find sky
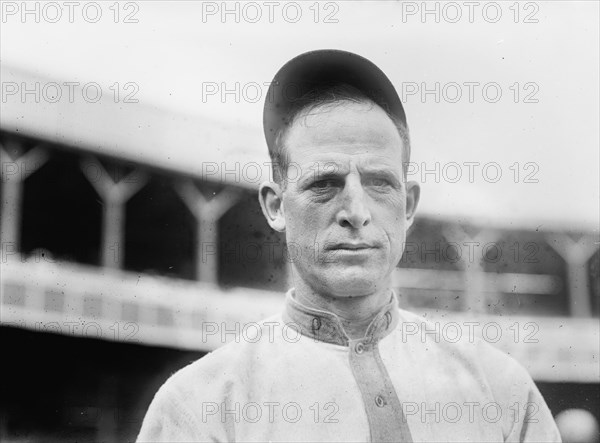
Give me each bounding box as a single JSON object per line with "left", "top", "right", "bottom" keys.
{"left": 1, "top": 1, "right": 599, "bottom": 231}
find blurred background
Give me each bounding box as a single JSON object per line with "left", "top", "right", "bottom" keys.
{"left": 1, "top": 1, "right": 598, "bottom": 442}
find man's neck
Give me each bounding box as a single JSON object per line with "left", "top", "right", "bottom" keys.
{"left": 292, "top": 277, "right": 393, "bottom": 340}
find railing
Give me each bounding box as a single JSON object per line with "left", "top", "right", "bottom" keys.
{"left": 393, "top": 267, "right": 598, "bottom": 383}
{"left": 0, "top": 255, "right": 284, "bottom": 351}
{"left": 1, "top": 257, "right": 598, "bottom": 383}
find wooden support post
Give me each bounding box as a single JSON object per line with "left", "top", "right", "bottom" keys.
{"left": 0, "top": 142, "right": 48, "bottom": 253}
{"left": 547, "top": 234, "right": 599, "bottom": 317}
{"left": 81, "top": 157, "right": 147, "bottom": 269}
{"left": 443, "top": 224, "right": 499, "bottom": 313}
{"left": 175, "top": 179, "right": 241, "bottom": 284}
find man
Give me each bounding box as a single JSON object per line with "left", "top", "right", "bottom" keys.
{"left": 137, "top": 50, "right": 561, "bottom": 442}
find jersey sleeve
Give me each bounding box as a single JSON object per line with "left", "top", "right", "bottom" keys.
{"left": 478, "top": 340, "right": 562, "bottom": 442}
{"left": 135, "top": 350, "right": 238, "bottom": 443}
{"left": 503, "top": 362, "right": 562, "bottom": 442}
{"left": 136, "top": 380, "right": 201, "bottom": 443}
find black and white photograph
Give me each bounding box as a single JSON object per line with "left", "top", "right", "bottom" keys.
{"left": 1, "top": 1, "right": 599, "bottom": 442}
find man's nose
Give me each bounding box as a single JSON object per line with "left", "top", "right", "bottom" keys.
{"left": 336, "top": 179, "right": 371, "bottom": 228}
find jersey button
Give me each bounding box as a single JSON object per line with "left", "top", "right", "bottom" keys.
{"left": 355, "top": 342, "right": 365, "bottom": 354}
{"left": 375, "top": 395, "right": 386, "bottom": 407}
{"left": 312, "top": 317, "right": 321, "bottom": 331}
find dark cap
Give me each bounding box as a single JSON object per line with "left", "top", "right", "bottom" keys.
{"left": 263, "top": 49, "right": 406, "bottom": 152}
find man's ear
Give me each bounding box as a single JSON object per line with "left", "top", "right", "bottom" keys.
{"left": 258, "top": 181, "right": 286, "bottom": 232}
{"left": 405, "top": 180, "right": 420, "bottom": 230}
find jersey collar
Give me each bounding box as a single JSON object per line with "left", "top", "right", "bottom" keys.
{"left": 282, "top": 288, "right": 399, "bottom": 347}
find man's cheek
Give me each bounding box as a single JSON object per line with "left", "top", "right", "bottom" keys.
{"left": 386, "top": 230, "right": 406, "bottom": 260}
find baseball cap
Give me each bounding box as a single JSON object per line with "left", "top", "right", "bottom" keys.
{"left": 263, "top": 49, "right": 407, "bottom": 152}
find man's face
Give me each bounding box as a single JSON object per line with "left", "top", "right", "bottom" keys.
{"left": 261, "top": 100, "right": 419, "bottom": 298}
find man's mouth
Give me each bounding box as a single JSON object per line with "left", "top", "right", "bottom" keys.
{"left": 327, "top": 242, "right": 376, "bottom": 251}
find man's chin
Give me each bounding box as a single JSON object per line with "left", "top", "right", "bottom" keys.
{"left": 320, "top": 269, "right": 385, "bottom": 297}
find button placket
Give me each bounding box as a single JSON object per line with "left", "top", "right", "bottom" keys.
{"left": 348, "top": 335, "right": 413, "bottom": 442}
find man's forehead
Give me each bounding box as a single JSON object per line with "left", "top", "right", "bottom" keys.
{"left": 284, "top": 101, "right": 403, "bottom": 152}
{"left": 296, "top": 154, "right": 402, "bottom": 168}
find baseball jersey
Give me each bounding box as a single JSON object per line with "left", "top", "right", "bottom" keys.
{"left": 137, "top": 289, "right": 561, "bottom": 442}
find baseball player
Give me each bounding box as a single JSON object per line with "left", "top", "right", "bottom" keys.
{"left": 137, "top": 49, "right": 561, "bottom": 442}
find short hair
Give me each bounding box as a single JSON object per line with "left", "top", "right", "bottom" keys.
{"left": 268, "top": 83, "right": 411, "bottom": 186}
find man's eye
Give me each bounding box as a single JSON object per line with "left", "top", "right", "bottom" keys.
{"left": 367, "top": 178, "right": 390, "bottom": 187}
{"left": 311, "top": 179, "right": 337, "bottom": 190}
